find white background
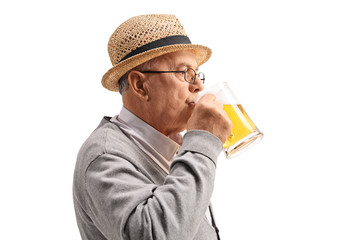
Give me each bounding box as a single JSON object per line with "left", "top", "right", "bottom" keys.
{"left": 1, "top": 0, "right": 359, "bottom": 239}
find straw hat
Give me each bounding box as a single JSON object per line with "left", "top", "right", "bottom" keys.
{"left": 101, "top": 14, "right": 212, "bottom": 92}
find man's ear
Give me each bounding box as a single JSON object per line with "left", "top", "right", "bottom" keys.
{"left": 127, "top": 70, "right": 149, "bottom": 101}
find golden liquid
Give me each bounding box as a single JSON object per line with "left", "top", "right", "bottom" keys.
{"left": 223, "top": 104, "right": 257, "bottom": 149}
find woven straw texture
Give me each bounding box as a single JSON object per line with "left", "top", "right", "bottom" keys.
{"left": 108, "top": 14, "right": 187, "bottom": 66}
{"left": 101, "top": 14, "right": 212, "bottom": 92}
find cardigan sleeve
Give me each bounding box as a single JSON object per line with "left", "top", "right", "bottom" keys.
{"left": 85, "top": 130, "right": 223, "bottom": 240}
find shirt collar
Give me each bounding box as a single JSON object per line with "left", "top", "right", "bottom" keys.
{"left": 118, "top": 107, "right": 180, "bottom": 161}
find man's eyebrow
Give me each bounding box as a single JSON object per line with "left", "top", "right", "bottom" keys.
{"left": 177, "top": 62, "right": 199, "bottom": 71}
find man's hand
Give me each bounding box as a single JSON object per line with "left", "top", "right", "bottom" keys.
{"left": 187, "top": 94, "right": 232, "bottom": 143}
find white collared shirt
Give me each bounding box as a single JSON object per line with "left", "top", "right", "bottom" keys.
{"left": 110, "top": 107, "right": 179, "bottom": 174}
{"left": 110, "top": 107, "right": 214, "bottom": 226}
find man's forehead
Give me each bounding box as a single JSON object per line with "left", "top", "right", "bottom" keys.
{"left": 161, "top": 50, "right": 198, "bottom": 69}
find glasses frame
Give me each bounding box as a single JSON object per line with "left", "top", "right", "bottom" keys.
{"left": 140, "top": 68, "right": 205, "bottom": 84}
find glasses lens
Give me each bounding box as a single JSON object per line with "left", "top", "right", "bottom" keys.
{"left": 198, "top": 72, "right": 205, "bottom": 83}
{"left": 185, "top": 68, "right": 196, "bottom": 83}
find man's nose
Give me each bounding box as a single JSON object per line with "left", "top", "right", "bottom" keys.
{"left": 190, "top": 76, "right": 205, "bottom": 93}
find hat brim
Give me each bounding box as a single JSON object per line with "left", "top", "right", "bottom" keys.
{"left": 101, "top": 44, "right": 212, "bottom": 92}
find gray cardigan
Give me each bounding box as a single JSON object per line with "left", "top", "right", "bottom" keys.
{"left": 73, "top": 117, "right": 223, "bottom": 240}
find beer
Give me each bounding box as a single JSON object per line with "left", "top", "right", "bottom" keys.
{"left": 223, "top": 104, "right": 259, "bottom": 152}
{"left": 198, "top": 81, "right": 263, "bottom": 158}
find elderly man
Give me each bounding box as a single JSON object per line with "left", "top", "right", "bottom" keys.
{"left": 73, "top": 14, "right": 232, "bottom": 240}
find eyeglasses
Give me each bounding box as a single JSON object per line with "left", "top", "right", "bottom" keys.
{"left": 140, "top": 68, "right": 205, "bottom": 84}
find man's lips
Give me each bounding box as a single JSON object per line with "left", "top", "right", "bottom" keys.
{"left": 186, "top": 99, "right": 196, "bottom": 106}
{"left": 186, "top": 96, "right": 198, "bottom": 105}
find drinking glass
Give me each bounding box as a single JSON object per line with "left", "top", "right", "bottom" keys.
{"left": 199, "top": 82, "right": 264, "bottom": 158}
